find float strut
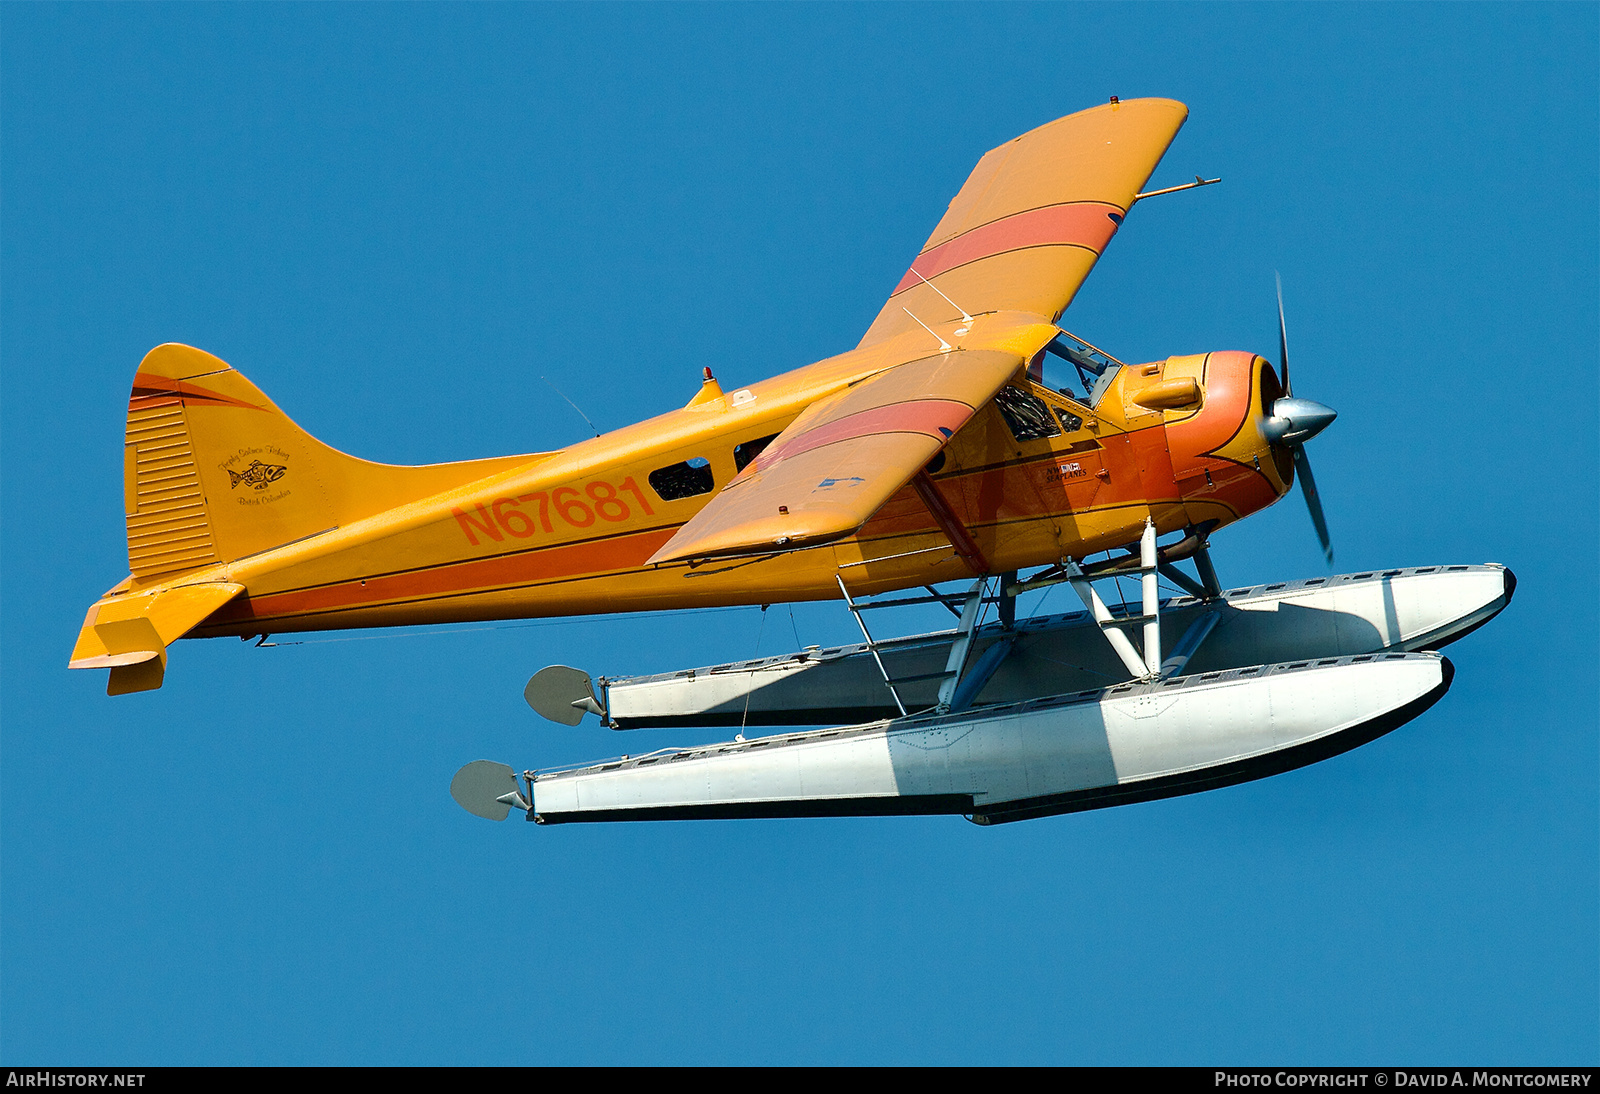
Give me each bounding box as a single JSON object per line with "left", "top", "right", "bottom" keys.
{"left": 1159, "top": 609, "right": 1222, "bottom": 679}
{"left": 837, "top": 575, "right": 908, "bottom": 717}
{"left": 1192, "top": 542, "right": 1222, "bottom": 599}
{"left": 1066, "top": 562, "right": 1150, "bottom": 681}
{"left": 948, "top": 633, "right": 1014, "bottom": 713}
{"left": 936, "top": 577, "right": 988, "bottom": 713}
{"left": 1141, "top": 519, "right": 1161, "bottom": 677}
{"left": 1158, "top": 563, "right": 1209, "bottom": 600}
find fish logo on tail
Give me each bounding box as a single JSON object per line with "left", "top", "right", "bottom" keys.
{"left": 228, "top": 459, "right": 287, "bottom": 490}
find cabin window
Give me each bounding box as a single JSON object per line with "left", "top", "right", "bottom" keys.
{"left": 733, "top": 433, "right": 779, "bottom": 472}
{"left": 994, "top": 386, "right": 1062, "bottom": 442}
{"left": 1027, "top": 350, "right": 1081, "bottom": 400}
{"left": 648, "top": 457, "right": 715, "bottom": 501}
{"left": 1054, "top": 406, "right": 1084, "bottom": 433}
{"left": 1035, "top": 340, "right": 1123, "bottom": 407}
{"left": 1085, "top": 365, "right": 1121, "bottom": 408}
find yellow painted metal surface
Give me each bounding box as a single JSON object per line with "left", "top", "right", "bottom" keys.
{"left": 71, "top": 99, "right": 1298, "bottom": 694}
{"left": 858, "top": 98, "right": 1188, "bottom": 346}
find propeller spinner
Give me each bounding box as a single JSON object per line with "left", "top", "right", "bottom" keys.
{"left": 1264, "top": 275, "right": 1337, "bottom": 564}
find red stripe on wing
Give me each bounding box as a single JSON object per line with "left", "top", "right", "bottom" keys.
{"left": 892, "top": 202, "right": 1123, "bottom": 296}
{"left": 754, "top": 399, "right": 971, "bottom": 471}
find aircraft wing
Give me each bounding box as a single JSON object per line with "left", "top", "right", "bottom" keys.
{"left": 646, "top": 99, "right": 1188, "bottom": 567}
{"left": 857, "top": 98, "right": 1187, "bottom": 348}
{"left": 645, "top": 346, "right": 1033, "bottom": 565}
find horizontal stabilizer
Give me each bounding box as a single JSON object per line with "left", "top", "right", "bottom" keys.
{"left": 70, "top": 582, "right": 245, "bottom": 694}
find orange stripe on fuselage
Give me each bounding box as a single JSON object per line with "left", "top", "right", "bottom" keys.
{"left": 225, "top": 420, "right": 1182, "bottom": 626}
{"left": 233, "top": 526, "right": 679, "bottom": 623}
{"left": 892, "top": 203, "right": 1122, "bottom": 295}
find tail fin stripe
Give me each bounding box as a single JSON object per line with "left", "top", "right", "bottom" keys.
{"left": 127, "top": 406, "right": 185, "bottom": 424}
{"left": 129, "top": 374, "right": 264, "bottom": 412}
{"left": 137, "top": 455, "right": 198, "bottom": 473}
{"left": 134, "top": 449, "right": 197, "bottom": 469}
{"left": 127, "top": 421, "right": 187, "bottom": 438}
{"left": 128, "top": 530, "right": 208, "bottom": 550}
{"left": 129, "top": 531, "right": 214, "bottom": 551}
{"left": 126, "top": 511, "right": 204, "bottom": 531}
{"left": 129, "top": 506, "right": 207, "bottom": 525}
{"left": 133, "top": 548, "right": 216, "bottom": 566}
{"left": 128, "top": 498, "right": 206, "bottom": 514}
{"left": 135, "top": 488, "right": 204, "bottom": 506}
{"left": 131, "top": 549, "right": 216, "bottom": 569}
{"left": 129, "top": 532, "right": 211, "bottom": 550}
{"left": 130, "top": 437, "right": 190, "bottom": 455}
{"left": 128, "top": 505, "right": 207, "bottom": 524}
{"left": 136, "top": 469, "right": 202, "bottom": 487}
{"left": 126, "top": 406, "right": 185, "bottom": 428}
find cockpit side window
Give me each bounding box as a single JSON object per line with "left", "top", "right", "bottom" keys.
{"left": 1028, "top": 351, "right": 1081, "bottom": 401}
{"left": 1036, "top": 334, "right": 1125, "bottom": 408}
{"left": 1085, "top": 364, "right": 1121, "bottom": 408}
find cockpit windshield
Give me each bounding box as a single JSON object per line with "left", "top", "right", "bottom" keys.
{"left": 1029, "top": 330, "right": 1126, "bottom": 408}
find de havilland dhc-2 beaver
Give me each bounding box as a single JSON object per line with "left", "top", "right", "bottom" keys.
{"left": 70, "top": 98, "right": 1513, "bottom": 826}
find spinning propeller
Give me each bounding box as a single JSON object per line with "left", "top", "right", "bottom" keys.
{"left": 1261, "top": 274, "right": 1337, "bottom": 564}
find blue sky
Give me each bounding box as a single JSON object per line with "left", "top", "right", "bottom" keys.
{"left": 3, "top": 3, "right": 1595, "bottom": 1064}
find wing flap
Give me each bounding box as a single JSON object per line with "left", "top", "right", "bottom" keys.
{"left": 646, "top": 347, "right": 1035, "bottom": 565}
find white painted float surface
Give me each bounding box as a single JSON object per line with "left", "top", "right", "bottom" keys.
{"left": 595, "top": 566, "right": 1505, "bottom": 727}
{"left": 533, "top": 652, "right": 1449, "bottom": 819}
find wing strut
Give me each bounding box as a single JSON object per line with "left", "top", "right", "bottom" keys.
{"left": 911, "top": 471, "right": 989, "bottom": 575}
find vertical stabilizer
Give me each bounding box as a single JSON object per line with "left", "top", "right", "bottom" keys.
{"left": 77, "top": 342, "right": 550, "bottom": 694}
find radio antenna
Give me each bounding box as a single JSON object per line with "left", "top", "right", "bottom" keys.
{"left": 540, "top": 375, "right": 601, "bottom": 439}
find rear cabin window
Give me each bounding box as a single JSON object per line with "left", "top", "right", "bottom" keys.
{"left": 994, "top": 386, "right": 1062, "bottom": 442}
{"left": 733, "top": 434, "right": 779, "bottom": 472}
{"left": 649, "top": 457, "right": 715, "bottom": 501}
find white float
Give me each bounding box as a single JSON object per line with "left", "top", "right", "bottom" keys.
{"left": 461, "top": 651, "right": 1452, "bottom": 826}
{"left": 524, "top": 564, "right": 1509, "bottom": 730}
